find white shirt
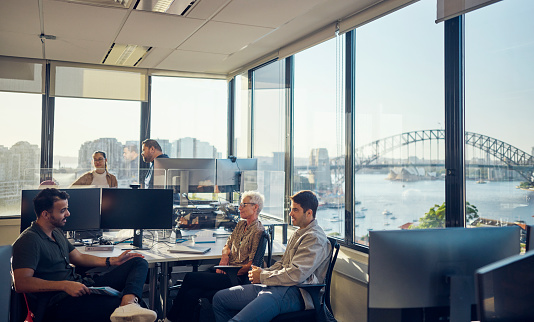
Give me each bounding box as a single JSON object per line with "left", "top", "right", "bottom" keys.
{"left": 91, "top": 170, "right": 109, "bottom": 187}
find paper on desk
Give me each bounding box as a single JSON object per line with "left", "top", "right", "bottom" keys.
{"left": 194, "top": 230, "right": 216, "bottom": 243}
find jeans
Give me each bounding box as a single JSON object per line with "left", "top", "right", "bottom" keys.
{"left": 45, "top": 257, "right": 149, "bottom": 322}
{"left": 212, "top": 284, "right": 304, "bottom": 322}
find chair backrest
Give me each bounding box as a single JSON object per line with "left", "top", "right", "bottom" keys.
{"left": 0, "top": 245, "right": 13, "bottom": 322}
{"left": 324, "top": 237, "right": 340, "bottom": 313}
{"left": 252, "top": 229, "right": 271, "bottom": 268}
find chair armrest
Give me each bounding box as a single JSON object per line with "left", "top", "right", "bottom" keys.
{"left": 214, "top": 265, "right": 242, "bottom": 286}
{"left": 298, "top": 284, "right": 326, "bottom": 313}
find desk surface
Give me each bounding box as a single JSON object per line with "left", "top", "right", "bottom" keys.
{"left": 79, "top": 235, "right": 285, "bottom": 264}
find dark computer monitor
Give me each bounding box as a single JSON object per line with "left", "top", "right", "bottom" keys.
{"left": 0, "top": 245, "right": 12, "bottom": 321}
{"left": 475, "top": 251, "right": 534, "bottom": 321}
{"left": 368, "top": 227, "right": 520, "bottom": 322}
{"left": 100, "top": 188, "right": 173, "bottom": 248}
{"left": 20, "top": 188, "right": 101, "bottom": 233}
{"left": 216, "top": 158, "right": 257, "bottom": 193}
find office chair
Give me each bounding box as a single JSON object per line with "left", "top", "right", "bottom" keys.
{"left": 192, "top": 229, "right": 272, "bottom": 322}
{"left": 270, "top": 237, "right": 340, "bottom": 322}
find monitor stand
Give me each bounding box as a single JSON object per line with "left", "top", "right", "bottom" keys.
{"left": 448, "top": 275, "right": 472, "bottom": 322}
{"left": 131, "top": 229, "right": 150, "bottom": 250}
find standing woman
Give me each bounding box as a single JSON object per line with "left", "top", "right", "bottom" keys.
{"left": 71, "top": 151, "right": 118, "bottom": 187}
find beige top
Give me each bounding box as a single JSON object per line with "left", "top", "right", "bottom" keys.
{"left": 225, "top": 219, "right": 264, "bottom": 265}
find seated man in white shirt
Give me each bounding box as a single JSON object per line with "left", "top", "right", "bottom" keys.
{"left": 212, "top": 190, "right": 331, "bottom": 322}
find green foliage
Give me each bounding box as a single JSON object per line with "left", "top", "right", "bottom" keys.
{"left": 410, "top": 202, "right": 479, "bottom": 229}
{"left": 519, "top": 181, "right": 534, "bottom": 189}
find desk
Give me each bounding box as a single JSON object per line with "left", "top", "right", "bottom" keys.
{"left": 79, "top": 235, "right": 285, "bottom": 318}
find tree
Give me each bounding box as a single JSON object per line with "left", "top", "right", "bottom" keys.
{"left": 411, "top": 202, "right": 479, "bottom": 229}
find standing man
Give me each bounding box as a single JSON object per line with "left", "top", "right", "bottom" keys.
{"left": 121, "top": 144, "right": 139, "bottom": 184}
{"left": 12, "top": 188, "right": 157, "bottom": 322}
{"left": 212, "top": 190, "right": 331, "bottom": 322}
{"left": 141, "top": 139, "right": 168, "bottom": 189}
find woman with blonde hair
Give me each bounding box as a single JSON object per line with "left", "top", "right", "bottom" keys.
{"left": 71, "top": 151, "right": 118, "bottom": 187}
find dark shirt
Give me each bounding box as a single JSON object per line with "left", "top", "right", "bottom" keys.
{"left": 144, "top": 153, "right": 169, "bottom": 189}
{"left": 12, "top": 222, "right": 84, "bottom": 317}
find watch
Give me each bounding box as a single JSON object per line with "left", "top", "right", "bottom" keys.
{"left": 106, "top": 257, "right": 111, "bottom": 268}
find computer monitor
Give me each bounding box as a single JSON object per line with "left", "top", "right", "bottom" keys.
{"left": 20, "top": 188, "right": 101, "bottom": 233}
{"left": 475, "top": 251, "right": 534, "bottom": 321}
{"left": 153, "top": 158, "right": 216, "bottom": 205}
{"left": 100, "top": 188, "right": 173, "bottom": 249}
{"left": 368, "top": 227, "right": 520, "bottom": 322}
{"left": 216, "top": 158, "right": 257, "bottom": 193}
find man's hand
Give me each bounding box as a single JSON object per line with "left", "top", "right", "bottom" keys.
{"left": 62, "top": 281, "right": 90, "bottom": 297}
{"left": 248, "top": 265, "right": 263, "bottom": 284}
{"left": 112, "top": 250, "right": 144, "bottom": 266}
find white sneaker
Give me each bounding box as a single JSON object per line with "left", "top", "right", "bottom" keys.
{"left": 110, "top": 303, "right": 157, "bottom": 322}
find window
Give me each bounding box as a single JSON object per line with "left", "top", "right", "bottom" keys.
{"left": 293, "top": 37, "right": 346, "bottom": 238}
{"left": 151, "top": 77, "right": 228, "bottom": 159}
{"left": 354, "top": 0, "right": 445, "bottom": 245}
{"left": 465, "top": 0, "right": 534, "bottom": 244}
{"left": 252, "top": 61, "right": 286, "bottom": 219}
{"left": 234, "top": 72, "right": 251, "bottom": 159}
{"left": 0, "top": 92, "right": 41, "bottom": 216}
{"left": 53, "top": 97, "right": 141, "bottom": 188}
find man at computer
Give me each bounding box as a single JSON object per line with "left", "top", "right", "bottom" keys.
{"left": 141, "top": 138, "right": 168, "bottom": 189}
{"left": 12, "top": 188, "right": 157, "bottom": 322}
{"left": 165, "top": 191, "right": 265, "bottom": 322}
{"left": 212, "top": 190, "right": 331, "bottom": 322}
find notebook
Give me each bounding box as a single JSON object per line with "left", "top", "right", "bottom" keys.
{"left": 88, "top": 286, "right": 121, "bottom": 297}
{"left": 168, "top": 245, "right": 211, "bottom": 254}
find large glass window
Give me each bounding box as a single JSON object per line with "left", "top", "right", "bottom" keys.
{"left": 0, "top": 92, "right": 41, "bottom": 216}
{"left": 293, "top": 37, "right": 346, "bottom": 238}
{"left": 252, "top": 61, "right": 286, "bottom": 219}
{"left": 151, "top": 77, "right": 228, "bottom": 159}
{"left": 234, "top": 72, "right": 251, "bottom": 159}
{"left": 465, "top": 0, "right": 534, "bottom": 247}
{"left": 53, "top": 97, "right": 141, "bottom": 188}
{"left": 354, "top": 0, "right": 444, "bottom": 245}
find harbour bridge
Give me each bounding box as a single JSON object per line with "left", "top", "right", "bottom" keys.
{"left": 323, "top": 129, "right": 534, "bottom": 184}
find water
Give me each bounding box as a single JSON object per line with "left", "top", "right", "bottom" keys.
{"left": 316, "top": 174, "right": 534, "bottom": 237}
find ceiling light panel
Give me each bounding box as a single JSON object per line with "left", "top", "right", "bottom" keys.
{"left": 103, "top": 43, "right": 151, "bottom": 66}
{"left": 135, "top": 0, "right": 198, "bottom": 16}
{"left": 55, "top": 0, "right": 134, "bottom": 9}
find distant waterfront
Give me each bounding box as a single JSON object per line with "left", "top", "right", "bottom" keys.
{"left": 315, "top": 174, "right": 534, "bottom": 238}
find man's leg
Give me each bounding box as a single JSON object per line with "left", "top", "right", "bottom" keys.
{"left": 230, "top": 286, "right": 303, "bottom": 322}
{"left": 212, "top": 284, "right": 264, "bottom": 322}
{"left": 167, "top": 271, "right": 232, "bottom": 322}
{"left": 93, "top": 256, "right": 148, "bottom": 301}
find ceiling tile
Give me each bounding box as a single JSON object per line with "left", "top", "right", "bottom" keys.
{"left": 45, "top": 37, "right": 111, "bottom": 64}
{"left": 179, "top": 21, "right": 273, "bottom": 55}
{"left": 43, "top": 0, "right": 128, "bottom": 42}
{"left": 186, "top": 0, "right": 229, "bottom": 20}
{"left": 136, "top": 47, "right": 173, "bottom": 68}
{"left": 0, "top": 31, "right": 43, "bottom": 59}
{"left": 116, "top": 10, "right": 204, "bottom": 49}
{"left": 213, "top": 0, "right": 327, "bottom": 28}
{"left": 156, "top": 49, "right": 227, "bottom": 73}
{"left": 0, "top": 0, "right": 41, "bottom": 34}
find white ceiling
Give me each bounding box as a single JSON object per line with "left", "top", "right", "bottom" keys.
{"left": 0, "top": 0, "right": 386, "bottom": 77}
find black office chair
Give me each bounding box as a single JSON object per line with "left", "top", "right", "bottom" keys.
{"left": 192, "top": 229, "right": 272, "bottom": 322}
{"left": 270, "top": 237, "right": 340, "bottom": 322}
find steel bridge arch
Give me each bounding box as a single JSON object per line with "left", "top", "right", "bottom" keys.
{"left": 351, "top": 129, "right": 534, "bottom": 182}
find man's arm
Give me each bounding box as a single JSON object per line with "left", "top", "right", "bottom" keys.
{"left": 13, "top": 268, "right": 90, "bottom": 297}
{"left": 259, "top": 233, "right": 329, "bottom": 286}
{"left": 69, "top": 249, "right": 144, "bottom": 267}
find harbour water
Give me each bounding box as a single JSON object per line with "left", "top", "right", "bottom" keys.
{"left": 315, "top": 174, "right": 534, "bottom": 237}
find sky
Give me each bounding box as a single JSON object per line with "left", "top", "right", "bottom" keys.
{"left": 0, "top": 0, "right": 533, "bottom": 161}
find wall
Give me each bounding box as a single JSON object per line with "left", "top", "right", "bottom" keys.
{"left": 0, "top": 217, "right": 21, "bottom": 245}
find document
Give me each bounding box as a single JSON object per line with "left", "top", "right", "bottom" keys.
{"left": 168, "top": 245, "right": 211, "bottom": 254}
{"left": 88, "top": 286, "right": 121, "bottom": 297}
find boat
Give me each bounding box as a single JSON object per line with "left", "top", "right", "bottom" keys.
{"left": 384, "top": 222, "right": 390, "bottom": 226}
{"left": 361, "top": 207, "right": 368, "bottom": 211}
{"left": 355, "top": 212, "right": 365, "bottom": 219}
{"left": 383, "top": 209, "right": 392, "bottom": 216}
{"left": 329, "top": 218, "right": 342, "bottom": 222}
{"left": 324, "top": 227, "right": 333, "bottom": 231}
{"left": 390, "top": 216, "right": 397, "bottom": 220}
